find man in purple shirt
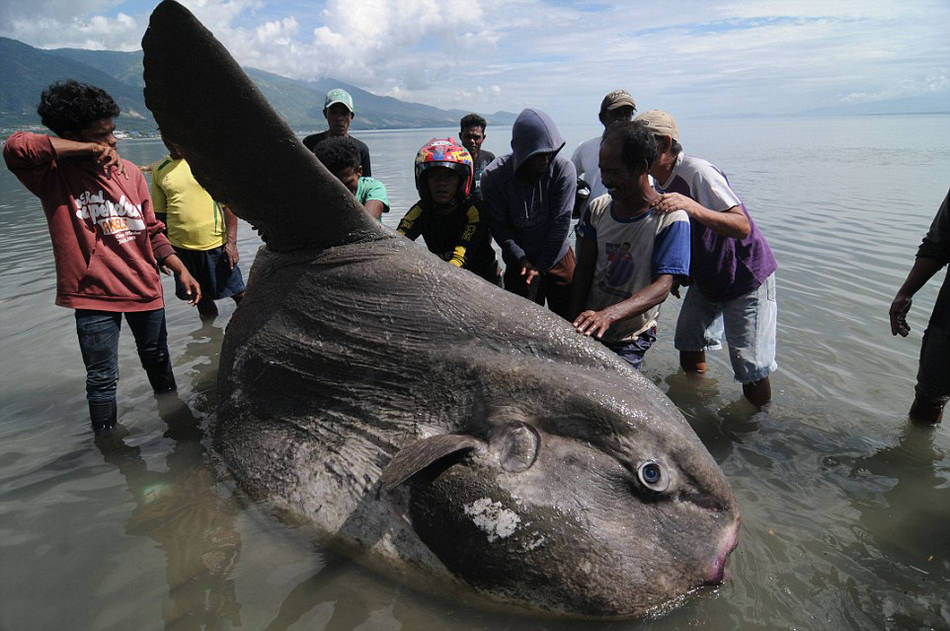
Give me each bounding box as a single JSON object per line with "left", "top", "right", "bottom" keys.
{"left": 639, "top": 110, "right": 778, "bottom": 407}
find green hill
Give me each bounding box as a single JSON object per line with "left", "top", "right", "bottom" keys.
{"left": 0, "top": 38, "right": 151, "bottom": 130}
{"left": 0, "top": 37, "right": 515, "bottom": 134}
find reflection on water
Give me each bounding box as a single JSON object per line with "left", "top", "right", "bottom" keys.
{"left": 95, "top": 395, "right": 242, "bottom": 630}
{"left": 2, "top": 117, "right": 950, "bottom": 629}
{"left": 843, "top": 425, "right": 949, "bottom": 628}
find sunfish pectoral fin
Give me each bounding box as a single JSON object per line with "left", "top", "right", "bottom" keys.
{"left": 381, "top": 434, "right": 486, "bottom": 492}
{"left": 141, "top": 0, "right": 385, "bottom": 252}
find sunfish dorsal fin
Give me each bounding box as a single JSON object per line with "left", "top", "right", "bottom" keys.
{"left": 141, "top": 0, "right": 385, "bottom": 251}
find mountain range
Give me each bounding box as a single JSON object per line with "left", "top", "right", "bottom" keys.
{"left": 0, "top": 36, "right": 516, "bottom": 134}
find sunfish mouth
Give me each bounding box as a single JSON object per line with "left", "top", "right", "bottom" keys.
{"left": 705, "top": 518, "right": 741, "bottom": 585}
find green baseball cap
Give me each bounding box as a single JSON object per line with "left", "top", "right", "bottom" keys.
{"left": 324, "top": 88, "right": 354, "bottom": 113}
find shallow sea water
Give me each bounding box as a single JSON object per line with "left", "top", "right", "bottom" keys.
{"left": 1, "top": 114, "right": 949, "bottom": 630}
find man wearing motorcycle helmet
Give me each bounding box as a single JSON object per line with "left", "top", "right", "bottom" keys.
{"left": 396, "top": 138, "right": 500, "bottom": 284}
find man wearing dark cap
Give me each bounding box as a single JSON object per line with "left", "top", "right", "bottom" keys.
{"left": 571, "top": 89, "right": 637, "bottom": 217}
{"left": 640, "top": 109, "right": 778, "bottom": 407}
{"left": 303, "top": 88, "right": 372, "bottom": 176}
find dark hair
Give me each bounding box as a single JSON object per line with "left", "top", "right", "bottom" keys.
{"left": 37, "top": 80, "right": 120, "bottom": 137}
{"left": 311, "top": 136, "right": 361, "bottom": 174}
{"left": 602, "top": 120, "right": 658, "bottom": 172}
{"left": 460, "top": 113, "right": 487, "bottom": 132}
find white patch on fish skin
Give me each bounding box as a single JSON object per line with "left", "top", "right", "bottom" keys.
{"left": 579, "top": 559, "right": 593, "bottom": 574}
{"left": 524, "top": 534, "right": 546, "bottom": 551}
{"left": 463, "top": 498, "right": 521, "bottom": 543}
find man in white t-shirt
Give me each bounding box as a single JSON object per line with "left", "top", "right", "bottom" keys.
{"left": 570, "top": 120, "right": 690, "bottom": 369}
{"left": 571, "top": 89, "right": 637, "bottom": 218}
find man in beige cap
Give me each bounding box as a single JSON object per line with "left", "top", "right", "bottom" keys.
{"left": 638, "top": 109, "right": 778, "bottom": 407}
{"left": 571, "top": 89, "right": 637, "bottom": 218}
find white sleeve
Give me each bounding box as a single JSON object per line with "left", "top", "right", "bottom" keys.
{"left": 689, "top": 161, "right": 742, "bottom": 211}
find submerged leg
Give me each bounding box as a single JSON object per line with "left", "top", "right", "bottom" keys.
{"left": 909, "top": 395, "right": 945, "bottom": 424}
{"left": 197, "top": 294, "right": 219, "bottom": 319}
{"left": 912, "top": 321, "right": 949, "bottom": 424}
{"left": 680, "top": 350, "right": 708, "bottom": 374}
{"left": 75, "top": 309, "right": 122, "bottom": 434}
{"left": 127, "top": 309, "right": 177, "bottom": 394}
{"left": 742, "top": 376, "right": 772, "bottom": 408}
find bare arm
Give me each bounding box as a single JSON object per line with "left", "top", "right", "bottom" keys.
{"left": 573, "top": 275, "right": 673, "bottom": 340}
{"left": 889, "top": 256, "right": 944, "bottom": 336}
{"left": 159, "top": 253, "right": 202, "bottom": 305}
{"left": 654, "top": 193, "right": 750, "bottom": 239}
{"left": 223, "top": 205, "right": 240, "bottom": 269}
{"left": 363, "top": 199, "right": 386, "bottom": 221}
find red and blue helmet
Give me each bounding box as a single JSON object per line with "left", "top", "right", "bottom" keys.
{"left": 414, "top": 138, "right": 474, "bottom": 199}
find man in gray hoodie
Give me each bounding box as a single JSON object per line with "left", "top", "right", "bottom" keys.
{"left": 481, "top": 108, "right": 577, "bottom": 319}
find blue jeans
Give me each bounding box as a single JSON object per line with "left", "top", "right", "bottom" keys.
{"left": 674, "top": 273, "right": 778, "bottom": 383}
{"left": 604, "top": 326, "right": 657, "bottom": 370}
{"left": 74, "top": 308, "right": 171, "bottom": 403}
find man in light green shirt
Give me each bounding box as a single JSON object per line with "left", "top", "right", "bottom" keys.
{"left": 310, "top": 136, "right": 389, "bottom": 220}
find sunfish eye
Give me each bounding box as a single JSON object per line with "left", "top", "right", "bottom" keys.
{"left": 637, "top": 460, "right": 668, "bottom": 492}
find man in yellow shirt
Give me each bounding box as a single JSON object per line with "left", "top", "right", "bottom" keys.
{"left": 148, "top": 145, "right": 245, "bottom": 320}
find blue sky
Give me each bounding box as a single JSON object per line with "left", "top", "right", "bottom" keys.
{"left": 1, "top": 0, "right": 948, "bottom": 124}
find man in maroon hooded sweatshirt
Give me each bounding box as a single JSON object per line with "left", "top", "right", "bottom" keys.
{"left": 3, "top": 80, "right": 201, "bottom": 435}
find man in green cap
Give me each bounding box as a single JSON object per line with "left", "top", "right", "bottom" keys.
{"left": 303, "top": 88, "right": 372, "bottom": 176}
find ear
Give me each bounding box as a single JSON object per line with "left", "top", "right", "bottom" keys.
{"left": 355, "top": 165, "right": 363, "bottom": 177}
{"left": 660, "top": 135, "right": 673, "bottom": 153}
{"left": 381, "top": 434, "right": 485, "bottom": 491}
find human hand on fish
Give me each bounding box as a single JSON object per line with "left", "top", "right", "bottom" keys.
{"left": 573, "top": 306, "right": 618, "bottom": 338}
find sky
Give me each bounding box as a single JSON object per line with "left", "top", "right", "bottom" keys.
{"left": 1, "top": 0, "right": 949, "bottom": 124}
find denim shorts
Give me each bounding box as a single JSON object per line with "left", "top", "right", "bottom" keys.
{"left": 604, "top": 326, "right": 657, "bottom": 370}
{"left": 674, "top": 273, "right": 777, "bottom": 383}
{"left": 173, "top": 245, "right": 246, "bottom": 301}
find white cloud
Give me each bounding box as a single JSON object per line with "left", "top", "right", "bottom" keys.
{"left": 0, "top": 0, "right": 143, "bottom": 51}
{"left": 255, "top": 17, "right": 299, "bottom": 46}
{"left": 1, "top": 0, "right": 948, "bottom": 120}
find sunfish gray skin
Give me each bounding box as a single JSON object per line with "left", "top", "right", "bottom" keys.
{"left": 142, "top": 0, "right": 740, "bottom": 618}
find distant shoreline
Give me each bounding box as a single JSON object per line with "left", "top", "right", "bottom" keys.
{"left": 4, "top": 110, "right": 950, "bottom": 144}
